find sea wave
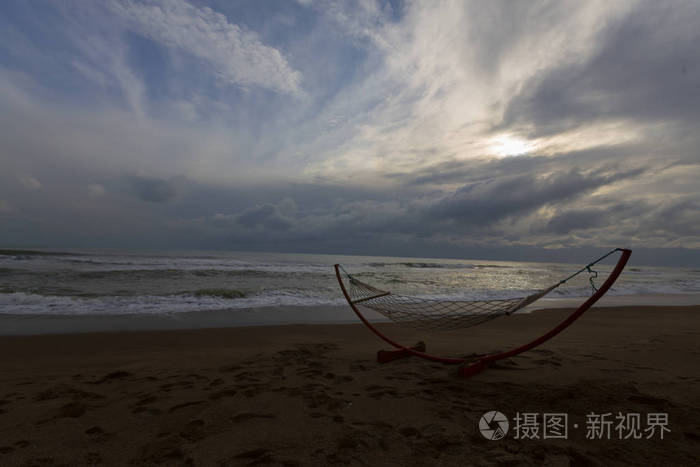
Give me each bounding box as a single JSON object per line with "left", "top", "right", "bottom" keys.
{"left": 365, "top": 261, "right": 477, "bottom": 269}
{"left": 0, "top": 291, "right": 347, "bottom": 315}
{"left": 187, "top": 288, "right": 247, "bottom": 299}
{"left": 0, "top": 249, "right": 75, "bottom": 257}
{"left": 0, "top": 252, "right": 332, "bottom": 275}
{"left": 2, "top": 249, "right": 700, "bottom": 318}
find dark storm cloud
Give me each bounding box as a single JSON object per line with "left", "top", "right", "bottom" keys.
{"left": 501, "top": 1, "right": 700, "bottom": 137}
{"left": 201, "top": 164, "right": 650, "bottom": 252}
{"left": 638, "top": 198, "right": 700, "bottom": 237}
{"left": 129, "top": 175, "right": 186, "bottom": 203}
{"left": 428, "top": 166, "right": 645, "bottom": 225}
{"left": 544, "top": 208, "right": 607, "bottom": 235}
{"left": 234, "top": 203, "right": 294, "bottom": 230}
{"left": 395, "top": 141, "right": 669, "bottom": 189}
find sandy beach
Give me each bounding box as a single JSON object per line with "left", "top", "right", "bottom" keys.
{"left": 1, "top": 305, "right": 699, "bottom": 466}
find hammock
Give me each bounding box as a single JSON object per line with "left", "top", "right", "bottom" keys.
{"left": 335, "top": 248, "right": 632, "bottom": 377}
{"left": 340, "top": 268, "right": 558, "bottom": 331}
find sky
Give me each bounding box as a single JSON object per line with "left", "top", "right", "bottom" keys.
{"left": 1, "top": 0, "right": 699, "bottom": 266}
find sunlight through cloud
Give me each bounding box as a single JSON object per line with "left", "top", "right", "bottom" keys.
{"left": 488, "top": 135, "right": 536, "bottom": 157}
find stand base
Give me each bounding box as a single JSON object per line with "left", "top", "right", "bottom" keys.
{"left": 457, "top": 360, "right": 487, "bottom": 378}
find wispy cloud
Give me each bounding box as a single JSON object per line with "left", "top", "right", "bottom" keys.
{"left": 0, "top": 200, "right": 12, "bottom": 213}
{"left": 108, "top": 0, "right": 302, "bottom": 95}
{"left": 130, "top": 175, "right": 186, "bottom": 203}
{"left": 296, "top": 1, "right": 633, "bottom": 182}
{"left": 19, "top": 175, "right": 42, "bottom": 190}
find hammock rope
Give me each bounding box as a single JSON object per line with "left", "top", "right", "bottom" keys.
{"left": 338, "top": 248, "right": 621, "bottom": 332}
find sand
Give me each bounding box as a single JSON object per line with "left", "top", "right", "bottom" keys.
{"left": 1, "top": 305, "right": 699, "bottom": 466}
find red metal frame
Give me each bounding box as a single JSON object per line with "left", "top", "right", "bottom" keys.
{"left": 334, "top": 248, "right": 632, "bottom": 377}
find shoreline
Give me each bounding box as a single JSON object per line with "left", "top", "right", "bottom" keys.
{"left": 1, "top": 292, "right": 700, "bottom": 336}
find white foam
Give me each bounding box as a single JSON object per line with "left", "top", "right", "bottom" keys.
{"left": 0, "top": 291, "right": 346, "bottom": 316}
{"left": 3, "top": 250, "right": 700, "bottom": 318}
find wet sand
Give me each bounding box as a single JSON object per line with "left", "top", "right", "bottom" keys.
{"left": 1, "top": 305, "right": 699, "bottom": 465}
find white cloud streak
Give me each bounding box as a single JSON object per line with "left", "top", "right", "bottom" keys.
{"left": 19, "top": 175, "right": 42, "bottom": 190}
{"left": 108, "top": 0, "right": 302, "bottom": 95}
{"left": 300, "top": 1, "right": 634, "bottom": 181}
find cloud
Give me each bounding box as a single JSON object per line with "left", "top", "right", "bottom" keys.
{"left": 108, "top": 0, "right": 302, "bottom": 95}
{"left": 543, "top": 208, "right": 610, "bottom": 235}
{"left": 129, "top": 175, "right": 186, "bottom": 203}
{"left": 298, "top": 1, "right": 632, "bottom": 182}
{"left": 300, "top": 0, "right": 393, "bottom": 44}
{"left": 232, "top": 201, "right": 295, "bottom": 231}
{"left": 428, "top": 166, "right": 645, "bottom": 225}
{"left": 19, "top": 175, "right": 41, "bottom": 190}
{"left": 87, "top": 184, "right": 106, "bottom": 198}
{"left": 500, "top": 0, "right": 700, "bottom": 137}
{"left": 640, "top": 198, "right": 700, "bottom": 240}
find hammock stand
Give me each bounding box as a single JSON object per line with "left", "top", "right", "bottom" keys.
{"left": 335, "top": 248, "right": 631, "bottom": 377}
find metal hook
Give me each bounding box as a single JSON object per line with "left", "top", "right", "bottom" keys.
{"left": 586, "top": 265, "right": 598, "bottom": 293}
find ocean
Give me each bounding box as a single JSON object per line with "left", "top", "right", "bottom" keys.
{"left": 1, "top": 248, "right": 699, "bottom": 334}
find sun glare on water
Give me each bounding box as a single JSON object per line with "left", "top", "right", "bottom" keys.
{"left": 489, "top": 135, "right": 535, "bottom": 157}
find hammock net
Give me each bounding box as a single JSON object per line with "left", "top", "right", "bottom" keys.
{"left": 338, "top": 249, "right": 620, "bottom": 332}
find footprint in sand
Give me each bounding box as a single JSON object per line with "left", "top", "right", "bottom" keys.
{"left": 91, "top": 371, "right": 132, "bottom": 384}
{"left": 180, "top": 419, "right": 206, "bottom": 442}
{"left": 365, "top": 384, "right": 398, "bottom": 398}
{"left": 349, "top": 361, "right": 370, "bottom": 371}
{"left": 208, "top": 378, "right": 225, "bottom": 387}
{"left": 57, "top": 402, "right": 87, "bottom": 418}
{"left": 233, "top": 447, "right": 272, "bottom": 460}
{"left": 136, "top": 435, "right": 187, "bottom": 464}
{"left": 230, "top": 412, "right": 276, "bottom": 423}
{"left": 34, "top": 384, "right": 105, "bottom": 402}
{"left": 532, "top": 358, "right": 562, "bottom": 367}
{"left": 297, "top": 368, "right": 326, "bottom": 379}
{"left": 208, "top": 388, "right": 237, "bottom": 400}
{"left": 168, "top": 400, "right": 205, "bottom": 412}
{"left": 85, "top": 426, "right": 111, "bottom": 442}
{"left": 36, "top": 401, "right": 89, "bottom": 425}
{"left": 233, "top": 371, "right": 260, "bottom": 382}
